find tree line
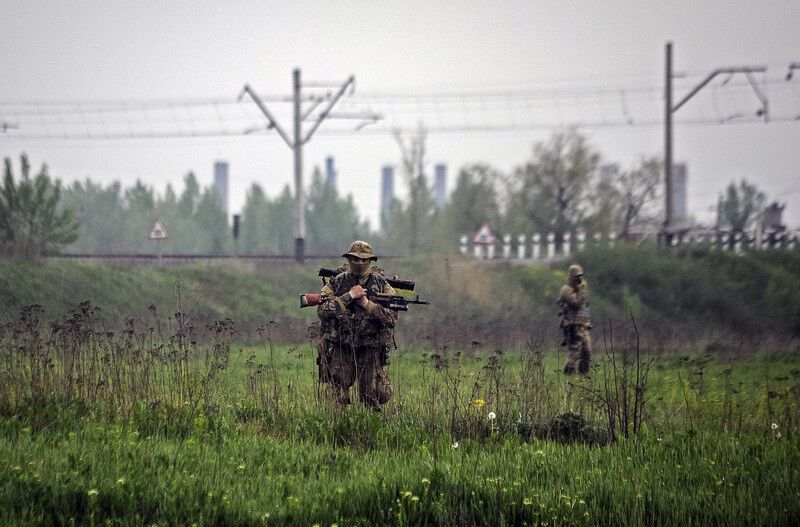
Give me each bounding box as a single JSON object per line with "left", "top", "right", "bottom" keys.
{"left": 0, "top": 128, "right": 773, "bottom": 259}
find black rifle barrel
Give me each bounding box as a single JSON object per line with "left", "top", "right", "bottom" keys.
{"left": 317, "top": 267, "right": 415, "bottom": 291}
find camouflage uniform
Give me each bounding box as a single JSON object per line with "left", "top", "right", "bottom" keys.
{"left": 317, "top": 241, "right": 398, "bottom": 410}
{"left": 559, "top": 264, "right": 592, "bottom": 375}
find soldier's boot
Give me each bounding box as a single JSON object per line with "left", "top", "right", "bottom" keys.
{"left": 563, "top": 345, "right": 580, "bottom": 375}
{"left": 577, "top": 357, "right": 590, "bottom": 375}
{"left": 333, "top": 384, "right": 351, "bottom": 407}
{"left": 375, "top": 367, "right": 393, "bottom": 406}
{"left": 577, "top": 328, "right": 592, "bottom": 375}
{"left": 357, "top": 363, "right": 382, "bottom": 411}
{"left": 358, "top": 387, "right": 382, "bottom": 412}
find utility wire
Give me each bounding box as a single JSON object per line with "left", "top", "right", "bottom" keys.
{"left": 1, "top": 114, "right": 798, "bottom": 142}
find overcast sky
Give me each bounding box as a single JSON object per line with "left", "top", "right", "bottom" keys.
{"left": 1, "top": 0, "right": 799, "bottom": 232}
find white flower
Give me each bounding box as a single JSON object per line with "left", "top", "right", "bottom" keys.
{"left": 776, "top": 432, "right": 782, "bottom": 439}
{"left": 451, "top": 441, "right": 459, "bottom": 449}
{"left": 771, "top": 423, "right": 778, "bottom": 430}
{"left": 488, "top": 412, "right": 497, "bottom": 420}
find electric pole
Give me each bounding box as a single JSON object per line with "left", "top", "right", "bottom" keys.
{"left": 663, "top": 42, "right": 767, "bottom": 245}
{"left": 239, "top": 69, "right": 380, "bottom": 262}
{"left": 293, "top": 69, "right": 304, "bottom": 262}
{"left": 664, "top": 43, "right": 673, "bottom": 245}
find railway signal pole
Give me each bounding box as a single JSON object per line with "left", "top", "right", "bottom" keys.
{"left": 662, "top": 42, "right": 767, "bottom": 245}
{"left": 239, "top": 70, "right": 380, "bottom": 262}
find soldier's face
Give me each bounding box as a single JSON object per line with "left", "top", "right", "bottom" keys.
{"left": 348, "top": 256, "right": 370, "bottom": 276}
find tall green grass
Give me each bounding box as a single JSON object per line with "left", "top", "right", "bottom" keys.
{"left": 1, "top": 334, "right": 799, "bottom": 525}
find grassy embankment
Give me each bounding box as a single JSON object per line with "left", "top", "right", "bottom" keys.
{"left": 2, "top": 244, "right": 799, "bottom": 347}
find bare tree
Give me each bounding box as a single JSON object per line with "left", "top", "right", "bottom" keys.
{"left": 718, "top": 179, "right": 766, "bottom": 234}
{"left": 618, "top": 157, "right": 662, "bottom": 239}
{"left": 392, "top": 124, "right": 435, "bottom": 253}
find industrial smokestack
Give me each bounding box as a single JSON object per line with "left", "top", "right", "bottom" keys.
{"left": 325, "top": 156, "right": 336, "bottom": 190}
{"left": 381, "top": 165, "right": 394, "bottom": 229}
{"left": 434, "top": 163, "right": 447, "bottom": 209}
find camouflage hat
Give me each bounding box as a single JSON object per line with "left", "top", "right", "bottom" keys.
{"left": 342, "top": 240, "right": 378, "bottom": 261}
{"left": 568, "top": 264, "right": 584, "bottom": 277}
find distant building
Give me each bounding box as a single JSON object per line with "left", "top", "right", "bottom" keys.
{"left": 671, "top": 163, "right": 687, "bottom": 223}
{"left": 213, "top": 161, "right": 229, "bottom": 216}
{"left": 381, "top": 165, "right": 394, "bottom": 229}
{"left": 434, "top": 163, "right": 447, "bottom": 208}
{"left": 325, "top": 156, "right": 336, "bottom": 190}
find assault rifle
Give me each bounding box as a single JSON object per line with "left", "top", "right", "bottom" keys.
{"left": 300, "top": 292, "right": 429, "bottom": 311}
{"left": 302, "top": 265, "right": 428, "bottom": 310}
{"left": 317, "top": 267, "right": 415, "bottom": 291}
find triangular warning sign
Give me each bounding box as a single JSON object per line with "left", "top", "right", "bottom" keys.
{"left": 473, "top": 223, "right": 495, "bottom": 244}
{"left": 149, "top": 220, "right": 168, "bottom": 240}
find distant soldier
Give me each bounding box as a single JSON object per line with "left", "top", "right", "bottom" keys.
{"left": 558, "top": 264, "right": 592, "bottom": 375}
{"left": 317, "top": 241, "right": 397, "bottom": 410}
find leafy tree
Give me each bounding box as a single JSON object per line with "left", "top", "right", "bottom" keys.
{"left": 505, "top": 128, "right": 600, "bottom": 245}
{"left": 124, "top": 180, "right": 155, "bottom": 211}
{"left": 584, "top": 163, "right": 622, "bottom": 236}
{"left": 162, "top": 183, "right": 177, "bottom": 209}
{"left": 718, "top": 179, "right": 766, "bottom": 233}
{"left": 268, "top": 185, "right": 294, "bottom": 254}
{"left": 61, "top": 179, "right": 125, "bottom": 253}
{"left": 305, "top": 166, "right": 370, "bottom": 254}
{"left": 241, "top": 183, "right": 272, "bottom": 254}
{"left": 443, "top": 163, "right": 501, "bottom": 246}
{"left": 178, "top": 172, "right": 200, "bottom": 216}
{"left": 0, "top": 153, "right": 78, "bottom": 258}
{"left": 61, "top": 173, "right": 231, "bottom": 255}
{"left": 194, "top": 188, "right": 229, "bottom": 254}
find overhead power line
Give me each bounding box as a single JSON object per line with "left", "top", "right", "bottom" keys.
{"left": 1, "top": 68, "right": 797, "bottom": 142}
{"left": 1, "top": 114, "right": 797, "bottom": 142}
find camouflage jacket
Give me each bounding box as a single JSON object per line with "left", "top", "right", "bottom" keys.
{"left": 558, "top": 281, "right": 591, "bottom": 327}
{"left": 317, "top": 270, "right": 398, "bottom": 347}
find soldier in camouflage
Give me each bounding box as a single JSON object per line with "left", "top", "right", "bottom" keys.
{"left": 558, "top": 264, "right": 592, "bottom": 375}
{"left": 317, "top": 241, "right": 398, "bottom": 410}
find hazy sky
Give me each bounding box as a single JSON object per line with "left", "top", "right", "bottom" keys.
{"left": 1, "top": 0, "right": 799, "bottom": 232}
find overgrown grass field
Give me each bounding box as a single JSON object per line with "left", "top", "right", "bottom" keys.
{"left": 1, "top": 307, "right": 798, "bottom": 525}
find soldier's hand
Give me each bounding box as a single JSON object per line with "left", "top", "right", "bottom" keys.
{"left": 356, "top": 295, "right": 369, "bottom": 308}
{"left": 348, "top": 284, "right": 366, "bottom": 299}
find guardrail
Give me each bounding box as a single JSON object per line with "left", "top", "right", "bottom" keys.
{"left": 459, "top": 229, "right": 800, "bottom": 260}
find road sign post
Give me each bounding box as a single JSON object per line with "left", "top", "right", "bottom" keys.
{"left": 149, "top": 220, "right": 168, "bottom": 264}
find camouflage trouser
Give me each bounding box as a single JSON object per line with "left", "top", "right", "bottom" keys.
{"left": 318, "top": 341, "right": 393, "bottom": 410}
{"left": 563, "top": 325, "right": 592, "bottom": 375}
